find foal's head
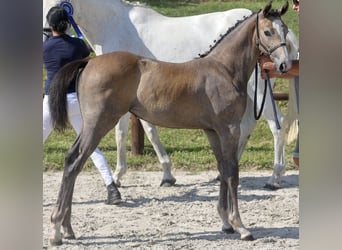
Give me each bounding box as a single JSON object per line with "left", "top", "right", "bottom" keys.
{"left": 256, "top": 1, "right": 290, "bottom": 73}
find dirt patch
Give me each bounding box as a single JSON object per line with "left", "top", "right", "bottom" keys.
{"left": 43, "top": 170, "right": 299, "bottom": 249}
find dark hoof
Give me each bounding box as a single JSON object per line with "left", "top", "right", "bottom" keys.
{"left": 222, "top": 227, "right": 235, "bottom": 234}
{"left": 160, "top": 179, "right": 176, "bottom": 187}
{"left": 241, "top": 234, "right": 255, "bottom": 241}
{"left": 50, "top": 238, "right": 63, "bottom": 246}
{"left": 264, "top": 183, "right": 281, "bottom": 190}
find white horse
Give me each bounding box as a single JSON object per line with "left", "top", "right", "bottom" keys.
{"left": 43, "top": 0, "right": 299, "bottom": 189}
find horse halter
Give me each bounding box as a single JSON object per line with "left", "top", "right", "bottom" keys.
{"left": 255, "top": 11, "right": 286, "bottom": 56}
{"left": 254, "top": 11, "right": 284, "bottom": 130}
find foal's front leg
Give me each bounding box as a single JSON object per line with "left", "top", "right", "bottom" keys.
{"left": 219, "top": 129, "right": 253, "bottom": 240}
{"left": 218, "top": 159, "right": 253, "bottom": 240}
{"left": 226, "top": 166, "right": 254, "bottom": 240}
{"left": 217, "top": 173, "right": 234, "bottom": 234}
{"left": 204, "top": 130, "right": 234, "bottom": 233}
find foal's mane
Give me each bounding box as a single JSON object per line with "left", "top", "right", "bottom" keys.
{"left": 197, "top": 4, "right": 288, "bottom": 59}
{"left": 197, "top": 12, "right": 255, "bottom": 58}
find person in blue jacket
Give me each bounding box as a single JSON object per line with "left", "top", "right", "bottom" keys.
{"left": 43, "top": 6, "right": 121, "bottom": 204}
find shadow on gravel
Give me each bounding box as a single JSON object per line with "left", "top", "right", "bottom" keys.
{"left": 239, "top": 174, "right": 299, "bottom": 190}
{"left": 64, "top": 226, "right": 298, "bottom": 247}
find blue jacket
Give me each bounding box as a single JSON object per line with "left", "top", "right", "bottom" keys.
{"left": 43, "top": 34, "right": 90, "bottom": 95}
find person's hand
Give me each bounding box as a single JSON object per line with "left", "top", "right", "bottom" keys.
{"left": 258, "top": 55, "right": 277, "bottom": 79}
{"left": 262, "top": 62, "right": 275, "bottom": 70}
{"left": 258, "top": 55, "right": 275, "bottom": 71}
{"left": 258, "top": 56, "right": 299, "bottom": 80}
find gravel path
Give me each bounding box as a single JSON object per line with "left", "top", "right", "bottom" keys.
{"left": 43, "top": 170, "right": 299, "bottom": 249}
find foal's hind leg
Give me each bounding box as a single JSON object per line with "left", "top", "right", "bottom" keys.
{"left": 50, "top": 136, "right": 90, "bottom": 245}
{"left": 50, "top": 119, "right": 121, "bottom": 246}
{"left": 61, "top": 205, "right": 75, "bottom": 239}
{"left": 140, "top": 119, "right": 176, "bottom": 187}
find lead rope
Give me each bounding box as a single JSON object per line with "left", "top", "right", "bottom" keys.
{"left": 253, "top": 63, "right": 282, "bottom": 130}
{"left": 254, "top": 63, "right": 267, "bottom": 120}
{"left": 265, "top": 69, "right": 281, "bottom": 129}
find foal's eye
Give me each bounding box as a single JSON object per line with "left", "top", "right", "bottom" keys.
{"left": 264, "top": 30, "right": 272, "bottom": 37}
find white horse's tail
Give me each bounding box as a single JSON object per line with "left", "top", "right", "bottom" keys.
{"left": 287, "top": 120, "right": 299, "bottom": 144}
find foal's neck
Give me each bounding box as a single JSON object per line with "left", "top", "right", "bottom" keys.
{"left": 208, "top": 13, "right": 258, "bottom": 84}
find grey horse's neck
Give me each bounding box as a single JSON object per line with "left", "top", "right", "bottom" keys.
{"left": 208, "top": 13, "right": 258, "bottom": 85}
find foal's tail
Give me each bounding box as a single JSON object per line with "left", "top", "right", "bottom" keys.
{"left": 48, "top": 58, "right": 89, "bottom": 131}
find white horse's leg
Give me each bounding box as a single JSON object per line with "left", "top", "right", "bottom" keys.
{"left": 264, "top": 107, "right": 287, "bottom": 189}
{"left": 113, "top": 113, "right": 130, "bottom": 187}
{"left": 262, "top": 90, "right": 288, "bottom": 190}
{"left": 140, "top": 119, "right": 176, "bottom": 186}
{"left": 246, "top": 76, "right": 287, "bottom": 189}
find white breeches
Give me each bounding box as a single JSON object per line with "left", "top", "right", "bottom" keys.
{"left": 43, "top": 93, "right": 113, "bottom": 186}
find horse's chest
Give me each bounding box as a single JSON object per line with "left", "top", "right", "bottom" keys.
{"left": 206, "top": 81, "right": 247, "bottom": 117}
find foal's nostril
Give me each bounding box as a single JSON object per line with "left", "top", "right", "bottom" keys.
{"left": 279, "top": 63, "right": 287, "bottom": 73}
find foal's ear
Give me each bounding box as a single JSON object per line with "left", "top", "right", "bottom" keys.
{"left": 263, "top": 1, "right": 273, "bottom": 17}
{"left": 278, "top": 1, "right": 289, "bottom": 16}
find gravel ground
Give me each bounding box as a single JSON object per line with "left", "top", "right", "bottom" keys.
{"left": 43, "top": 169, "right": 299, "bottom": 249}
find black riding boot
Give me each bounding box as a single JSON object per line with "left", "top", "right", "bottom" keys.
{"left": 105, "top": 181, "right": 122, "bottom": 205}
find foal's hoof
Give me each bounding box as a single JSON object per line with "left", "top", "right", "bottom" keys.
{"left": 49, "top": 238, "right": 63, "bottom": 246}
{"left": 264, "top": 183, "right": 281, "bottom": 190}
{"left": 160, "top": 179, "right": 176, "bottom": 187}
{"left": 241, "top": 234, "right": 255, "bottom": 241}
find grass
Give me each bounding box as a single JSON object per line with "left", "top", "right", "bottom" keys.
{"left": 43, "top": 0, "right": 298, "bottom": 172}
{"left": 130, "top": 0, "right": 299, "bottom": 37}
